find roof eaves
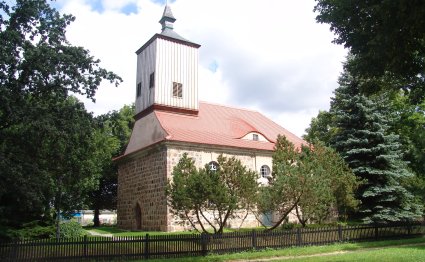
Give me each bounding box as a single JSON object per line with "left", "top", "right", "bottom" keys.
{"left": 154, "top": 111, "right": 172, "bottom": 140}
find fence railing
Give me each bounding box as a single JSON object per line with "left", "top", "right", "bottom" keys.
{"left": 0, "top": 223, "right": 423, "bottom": 261}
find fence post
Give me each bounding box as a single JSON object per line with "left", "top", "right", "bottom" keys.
{"left": 11, "top": 240, "right": 18, "bottom": 261}
{"left": 296, "top": 228, "right": 302, "bottom": 246}
{"left": 251, "top": 230, "right": 257, "bottom": 250}
{"left": 338, "top": 225, "right": 343, "bottom": 242}
{"left": 83, "top": 235, "right": 88, "bottom": 258}
{"left": 201, "top": 233, "right": 208, "bottom": 256}
{"left": 374, "top": 224, "right": 379, "bottom": 240}
{"left": 144, "top": 234, "right": 150, "bottom": 260}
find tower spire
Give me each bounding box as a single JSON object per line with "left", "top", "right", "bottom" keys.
{"left": 159, "top": 4, "right": 176, "bottom": 31}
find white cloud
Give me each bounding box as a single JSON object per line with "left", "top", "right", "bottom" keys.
{"left": 58, "top": 0, "right": 347, "bottom": 137}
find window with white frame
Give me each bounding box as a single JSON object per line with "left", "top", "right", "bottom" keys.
{"left": 260, "top": 165, "right": 271, "bottom": 178}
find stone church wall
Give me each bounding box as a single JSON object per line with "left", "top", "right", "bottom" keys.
{"left": 166, "top": 144, "right": 270, "bottom": 231}
{"left": 117, "top": 146, "right": 168, "bottom": 231}
{"left": 117, "top": 142, "right": 297, "bottom": 232}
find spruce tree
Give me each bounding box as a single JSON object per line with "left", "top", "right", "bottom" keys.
{"left": 330, "top": 65, "right": 422, "bottom": 224}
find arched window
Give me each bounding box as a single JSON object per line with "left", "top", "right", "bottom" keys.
{"left": 260, "top": 165, "right": 271, "bottom": 178}
{"left": 208, "top": 161, "right": 219, "bottom": 172}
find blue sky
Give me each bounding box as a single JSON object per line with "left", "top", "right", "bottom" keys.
{"left": 55, "top": 0, "right": 346, "bottom": 137}
{"left": 85, "top": 0, "right": 138, "bottom": 14}
{"left": 55, "top": 0, "right": 175, "bottom": 14}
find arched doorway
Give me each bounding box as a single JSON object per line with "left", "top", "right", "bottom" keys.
{"left": 134, "top": 203, "right": 142, "bottom": 230}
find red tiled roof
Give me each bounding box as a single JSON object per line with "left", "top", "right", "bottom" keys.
{"left": 154, "top": 102, "right": 305, "bottom": 151}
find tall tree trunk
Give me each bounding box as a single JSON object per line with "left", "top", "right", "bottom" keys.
{"left": 55, "top": 177, "right": 63, "bottom": 240}
{"left": 55, "top": 206, "right": 61, "bottom": 240}
{"left": 55, "top": 191, "right": 62, "bottom": 239}
{"left": 295, "top": 205, "right": 307, "bottom": 227}
{"left": 93, "top": 208, "right": 100, "bottom": 227}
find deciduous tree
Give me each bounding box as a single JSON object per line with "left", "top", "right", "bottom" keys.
{"left": 89, "top": 104, "right": 134, "bottom": 227}
{"left": 167, "top": 154, "right": 257, "bottom": 234}
{"left": 0, "top": 0, "right": 121, "bottom": 238}
{"left": 314, "top": 0, "right": 425, "bottom": 103}
{"left": 260, "top": 136, "right": 358, "bottom": 229}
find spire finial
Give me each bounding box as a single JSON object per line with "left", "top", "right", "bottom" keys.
{"left": 159, "top": 4, "right": 176, "bottom": 31}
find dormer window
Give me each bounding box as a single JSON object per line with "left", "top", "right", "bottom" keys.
{"left": 173, "top": 82, "right": 183, "bottom": 98}
{"left": 241, "top": 132, "right": 269, "bottom": 142}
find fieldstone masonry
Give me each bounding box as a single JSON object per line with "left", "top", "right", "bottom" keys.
{"left": 117, "top": 142, "right": 297, "bottom": 231}
{"left": 117, "top": 145, "right": 168, "bottom": 231}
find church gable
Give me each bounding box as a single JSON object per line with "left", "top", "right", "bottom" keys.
{"left": 124, "top": 111, "right": 168, "bottom": 156}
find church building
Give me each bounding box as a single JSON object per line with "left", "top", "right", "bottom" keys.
{"left": 116, "top": 5, "right": 306, "bottom": 231}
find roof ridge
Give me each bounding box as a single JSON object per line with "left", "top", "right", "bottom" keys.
{"left": 255, "top": 110, "right": 302, "bottom": 141}
{"left": 199, "top": 101, "right": 261, "bottom": 114}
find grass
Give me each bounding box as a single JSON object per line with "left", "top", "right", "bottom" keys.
{"left": 84, "top": 226, "right": 196, "bottom": 236}
{"left": 137, "top": 236, "right": 425, "bottom": 262}
{"left": 288, "top": 245, "right": 425, "bottom": 261}
{"left": 84, "top": 225, "right": 264, "bottom": 237}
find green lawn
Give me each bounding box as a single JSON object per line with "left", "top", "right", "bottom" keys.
{"left": 289, "top": 245, "right": 425, "bottom": 261}
{"left": 85, "top": 226, "right": 196, "bottom": 236}
{"left": 85, "top": 226, "right": 259, "bottom": 237}
{"left": 138, "top": 237, "right": 425, "bottom": 262}
{"left": 84, "top": 226, "right": 425, "bottom": 261}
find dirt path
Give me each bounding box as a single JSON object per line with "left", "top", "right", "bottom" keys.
{"left": 86, "top": 230, "right": 113, "bottom": 237}
{"left": 226, "top": 242, "right": 425, "bottom": 261}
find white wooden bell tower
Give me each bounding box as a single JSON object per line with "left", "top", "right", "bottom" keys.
{"left": 134, "top": 5, "right": 201, "bottom": 117}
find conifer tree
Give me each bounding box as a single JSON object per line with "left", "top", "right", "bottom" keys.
{"left": 330, "top": 64, "right": 422, "bottom": 223}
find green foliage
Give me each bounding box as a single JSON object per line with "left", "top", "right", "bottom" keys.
{"left": 314, "top": 0, "right": 425, "bottom": 219}
{"left": 256, "top": 136, "right": 305, "bottom": 229}
{"left": 314, "top": 0, "right": 425, "bottom": 103}
{"left": 389, "top": 95, "right": 425, "bottom": 209}
{"left": 54, "top": 221, "right": 85, "bottom": 239}
{"left": 329, "top": 63, "right": 423, "bottom": 223}
{"left": 167, "top": 153, "right": 258, "bottom": 234}
{"left": 88, "top": 104, "right": 135, "bottom": 227}
{"left": 260, "top": 136, "right": 359, "bottom": 230}
{"left": 0, "top": 0, "right": 121, "bottom": 233}
{"left": 297, "top": 143, "right": 359, "bottom": 225}
{"left": 0, "top": 221, "right": 55, "bottom": 241}
{"left": 303, "top": 110, "right": 334, "bottom": 145}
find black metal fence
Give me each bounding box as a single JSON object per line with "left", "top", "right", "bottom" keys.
{"left": 0, "top": 223, "right": 423, "bottom": 261}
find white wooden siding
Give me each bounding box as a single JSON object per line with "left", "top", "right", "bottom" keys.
{"left": 135, "top": 40, "right": 157, "bottom": 113}
{"left": 156, "top": 38, "right": 199, "bottom": 111}
{"left": 135, "top": 37, "right": 199, "bottom": 114}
